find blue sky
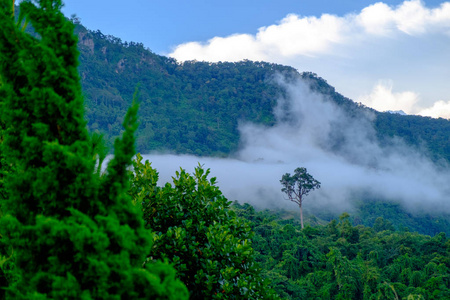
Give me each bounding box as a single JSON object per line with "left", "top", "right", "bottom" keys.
{"left": 62, "top": 0, "right": 444, "bottom": 54}
{"left": 62, "top": 0, "right": 450, "bottom": 118}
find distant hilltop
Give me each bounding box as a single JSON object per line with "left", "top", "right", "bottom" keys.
{"left": 69, "top": 22, "right": 450, "bottom": 163}
{"left": 385, "top": 110, "right": 407, "bottom": 115}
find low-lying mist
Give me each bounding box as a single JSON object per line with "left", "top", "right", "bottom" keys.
{"left": 140, "top": 75, "right": 450, "bottom": 215}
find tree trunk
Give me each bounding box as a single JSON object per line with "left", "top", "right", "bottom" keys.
{"left": 300, "top": 204, "right": 304, "bottom": 229}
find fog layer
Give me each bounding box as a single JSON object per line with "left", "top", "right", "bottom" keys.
{"left": 141, "top": 76, "right": 450, "bottom": 214}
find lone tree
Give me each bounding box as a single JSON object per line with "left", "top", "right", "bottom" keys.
{"left": 280, "top": 167, "right": 321, "bottom": 229}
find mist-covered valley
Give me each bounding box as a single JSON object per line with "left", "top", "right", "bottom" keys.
{"left": 137, "top": 74, "right": 450, "bottom": 229}
{"left": 4, "top": 2, "right": 450, "bottom": 298}
{"left": 73, "top": 19, "right": 450, "bottom": 233}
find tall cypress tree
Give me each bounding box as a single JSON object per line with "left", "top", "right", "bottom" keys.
{"left": 0, "top": 0, "right": 188, "bottom": 298}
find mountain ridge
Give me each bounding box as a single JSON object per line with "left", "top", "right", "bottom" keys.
{"left": 73, "top": 23, "right": 450, "bottom": 163}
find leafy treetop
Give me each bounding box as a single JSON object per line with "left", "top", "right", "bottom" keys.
{"left": 0, "top": 0, "right": 187, "bottom": 298}
{"left": 281, "top": 167, "right": 321, "bottom": 229}
{"left": 130, "top": 153, "right": 279, "bottom": 299}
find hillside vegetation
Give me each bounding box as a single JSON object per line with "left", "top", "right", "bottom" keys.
{"left": 73, "top": 24, "right": 450, "bottom": 162}
{"left": 72, "top": 21, "right": 450, "bottom": 236}
{"left": 1, "top": 2, "right": 449, "bottom": 299}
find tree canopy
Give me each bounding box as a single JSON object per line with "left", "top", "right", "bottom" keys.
{"left": 0, "top": 0, "right": 187, "bottom": 298}
{"left": 129, "top": 154, "right": 279, "bottom": 299}
{"left": 233, "top": 202, "right": 450, "bottom": 300}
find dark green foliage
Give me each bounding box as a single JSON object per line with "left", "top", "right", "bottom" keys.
{"left": 349, "top": 198, "right": 450, "bottom": 236}
{"left": 70, "top": 27, "right": 450, "bottom": 163}
{"left": 233, "top": 202, "right": 450, "bottom": 300}
{"left": 71, "top": 25, "right": 296, "bottom": 155}
{"left": 0, "top": 1, "right": 187, "bottom": 298}
{"left": 130, "top": 154, "right": 279, "bottom": 299}
{"left": 375, "top": 112, "right": 450, "bottom": 162}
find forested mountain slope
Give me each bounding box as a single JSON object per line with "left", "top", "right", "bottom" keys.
{"left": 2, "top": 4, "right": 448, "bottom": 298}
{"left": 72, "top": 22, "right": 450, "bottom": 236}
{"left": 73, "top": 23, "right": 450, "bottom": 162}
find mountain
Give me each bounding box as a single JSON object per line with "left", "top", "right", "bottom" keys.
{"left": 4, "top": 6, "right": 449, "bottom": 299}
{"left": 386, "top": 110, "right": 407, "bottom": 115}
{"left": 73, "top": 23, "right": 450, "bottom": 163}
{"left": 71, "top": 22, "right": 450, "bottom": 235}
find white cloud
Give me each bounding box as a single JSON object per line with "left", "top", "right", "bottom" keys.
{"left": 169, "top": 1, "right": 450, "bottom": 116}
{"left": 357, "top": 81, "right": 419, "bottom": 114}
{"left": 356, "top": 1, "right": 450, "bottom": 35}
{"left": 170, "top": 12, "right": 348, "bottom": 61}
{"left": 417, "top": 100, "right": 450, "bottom": 119}
{"left": 257, "top": 13, "right": 346, "bottom": 57}
{"left": 394, "top": 0, "right": 429, "bottom": 34}
{"left": 170, "top": 0, "right": 450, "bottom": 61}
{"left": 170, "top": 34, "right": 267, "bottom": 62}
{"left": 355, "top": 0, "right": 445, "bottom": 35}
{"left": 170, "top": 13, "right": 346, "bottom": 61}
{"left": 357, "top": 81, "right": 450, "bottom": 119}
{"left": 357, "top": 2, "right": 396, "bottom": 36}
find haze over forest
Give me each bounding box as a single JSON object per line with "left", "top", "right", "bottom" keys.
{"left": 141, "top": 75, "right": 450, "bottom": 217}
{"left": 70, "top": 22, "right": 447, "bottom": 237}
{"left": 2, "top": 2, "right": 450, "bottom": 299}
{"left": 66, "top": 12, "right": 450, "bottom": 232}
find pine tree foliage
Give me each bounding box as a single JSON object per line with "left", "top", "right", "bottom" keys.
{"left": 0, "top": 0, "right": 188, "bottom": 298}
{"left": 130, "top": 153, "right": 279, "bottom": 299}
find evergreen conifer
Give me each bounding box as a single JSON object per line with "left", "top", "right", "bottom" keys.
{"left": 0, "top": 0, "right": 188, "bottom": 298}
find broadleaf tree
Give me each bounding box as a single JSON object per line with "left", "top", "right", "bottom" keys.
{"left": 130, "top": 153, "right": 279, "bottom": 299}
{"left": 280, "top": 167, "right": 321, "bottom": 229}
{"left": 0, "top": 0, "right": 188, "bottom": 298}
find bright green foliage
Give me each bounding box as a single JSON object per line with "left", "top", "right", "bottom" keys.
{"left": 233, "top": 202, "right": 450, "bottom": 300}
{"left": 0, "top": 1, "right": 187, "bottom": 298}
{"left": 130, "top": 153, "right": 279, "bottom": 299}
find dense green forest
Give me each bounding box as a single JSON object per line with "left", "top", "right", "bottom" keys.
{"left": 233, "top": 202, "right": 450, "bottom": 299}
{"left": 1, "top": 1, "right": 449, "bottom": 298}
{"left": 72, "top": 20, "right": 450, "bottom": 238}
{"left": 72, "top": 22, "right": 450, "bottom": 162}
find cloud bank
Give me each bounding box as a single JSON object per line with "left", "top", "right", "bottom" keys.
{"left": 169, "top": 0, "right": 450, "bottom": 119}
{"left": 140, "top": 76, "right": 450, "bottom": 216}
{"left": 359, "top": 81, "right": 450, "bottom": 118}
{"left": 172, "top": 1, "right": 450, "bottom": 60}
